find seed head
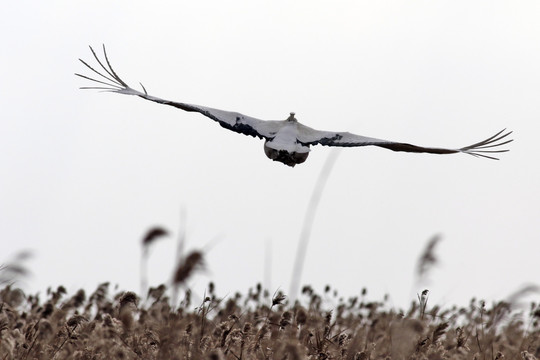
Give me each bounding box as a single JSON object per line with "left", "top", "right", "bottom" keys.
{"left": 142, "top": 227, "right": 169, "bottom": 247}
{"left": 67, "top": 314, "right": 87, "bottom": 328}
{"left": 296, "top": 307, "right": 307, "bottom": 326}
{"left": 173, "top": 251, "right": 205, "bottom": 285}
{"left": 272, "top": 292, "right": 286, "bottom": 307}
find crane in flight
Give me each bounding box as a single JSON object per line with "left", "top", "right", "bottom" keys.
{"left": 76, "top": 45, "right": 512, "bottom": 167}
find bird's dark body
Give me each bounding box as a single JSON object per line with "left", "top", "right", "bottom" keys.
{"left": 264, "top": 143, "right": 309, "bottom": 167}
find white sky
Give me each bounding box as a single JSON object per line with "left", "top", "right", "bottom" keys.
{"left": 1, "top": 1, "right": 539, "bottom": 308}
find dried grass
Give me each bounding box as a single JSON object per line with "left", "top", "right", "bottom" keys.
{"left": 1, "top": 282, "right": 539, "bottom": 360}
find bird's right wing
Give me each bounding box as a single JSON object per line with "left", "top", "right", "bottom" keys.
{"left": 297, "top": 123, "right": 513, "bottom": 160}
{"left": 75, "top": 45, "right": 283, "bottom": 139}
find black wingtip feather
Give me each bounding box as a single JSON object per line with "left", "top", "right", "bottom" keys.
{"left": 459, "top": 129, "right": 513, "bottom": 160}
{"left": 77, "top": 45, "right": 135, "bottom": 93}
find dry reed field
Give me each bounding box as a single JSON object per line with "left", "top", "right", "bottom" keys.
{"left": 1, "top": 277, "right": 540, "bottom": 360}
{"left": 1, "top": 229, "right": 537, "bottom": 359}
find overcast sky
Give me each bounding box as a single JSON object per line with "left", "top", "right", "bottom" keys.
{"left": 1, "top": 1, "right": 539, "bottom": 308}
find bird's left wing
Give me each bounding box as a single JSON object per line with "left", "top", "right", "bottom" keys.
{"left": 75, "top": 45, "right": 282, "bottom": 139}
{"left": 296, "top": 123, "right": 512, "bottom": 160}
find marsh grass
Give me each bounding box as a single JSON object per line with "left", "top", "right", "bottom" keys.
{"left": 1, "top": 191, "right": 538, "bottom": 359}
{"left": 1, "top": 278, "right": 540, "bottom": 360}
{"left": 290, "top": 149, "right": 341, "bottom": 302}
{"left": 141, "top": 227, "right": 170, "bottom": 296}
{"left": 0, "top": 251, "right": 33, "bottom": 287}
{"left": 416, "top": 235, "right": 441, "bottom": 283}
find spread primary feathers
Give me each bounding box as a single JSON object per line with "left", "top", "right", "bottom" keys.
{"left": 76, "top": 45, "right": 512, "bottom": 167}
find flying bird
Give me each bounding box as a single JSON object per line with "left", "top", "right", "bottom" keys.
{"left": 76, "top": 46, "right": 512, "bottom": 167}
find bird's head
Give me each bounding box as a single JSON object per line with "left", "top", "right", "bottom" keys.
{"left": 287, "top": 112, "right": 297, "bottom": 122}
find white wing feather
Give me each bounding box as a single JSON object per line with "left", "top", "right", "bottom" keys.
{"left": 297, "top": 123, "right": 513, "bottom": 160}
{"left": 76, "top": 45, "right": 282, "bottom": 139}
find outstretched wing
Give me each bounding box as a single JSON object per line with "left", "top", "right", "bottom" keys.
{"left": 75, "top": 45, "right": 282, "bottom": 139}
{"left": 297, "top": 124, "right": 512, "bottom": 160}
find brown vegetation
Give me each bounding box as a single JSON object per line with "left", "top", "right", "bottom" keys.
{"left": 1, "top": 282, "right": 540, "bottom": 360}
